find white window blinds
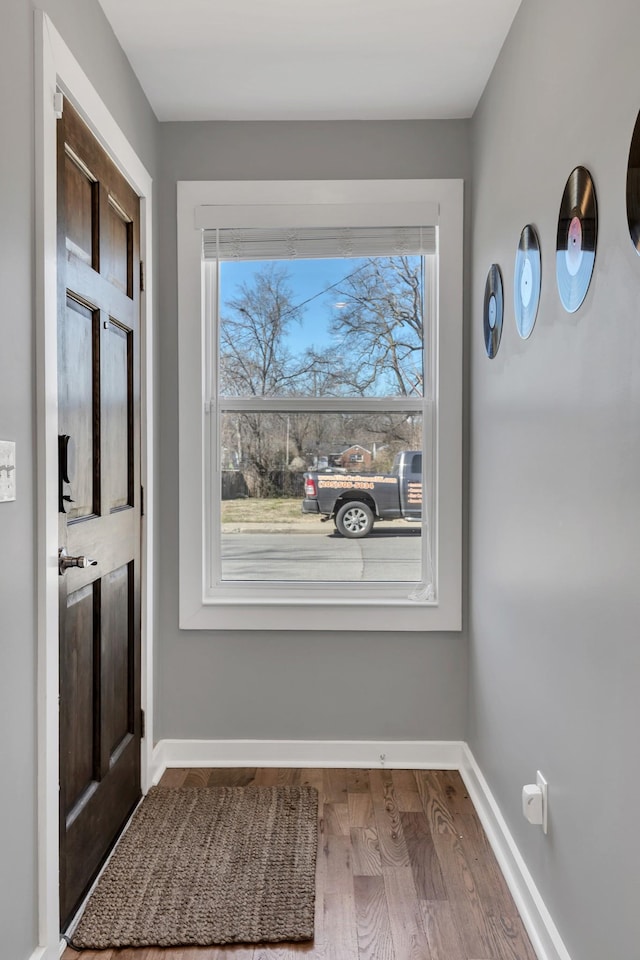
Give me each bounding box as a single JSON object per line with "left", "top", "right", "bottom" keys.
{"left": 203, "top": 225, "right": 436, "bottom": 262}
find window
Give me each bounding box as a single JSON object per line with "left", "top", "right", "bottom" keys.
{"left": 178, "top": 180, "right": 463, "bottom": 631}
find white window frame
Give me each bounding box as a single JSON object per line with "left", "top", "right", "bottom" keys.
{"left": 177, "top": 179, "right": 463, "bottom": 631}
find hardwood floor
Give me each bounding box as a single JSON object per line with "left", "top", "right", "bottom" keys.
{"left": 63, "top": 767, "right": 538, "bottom": 960}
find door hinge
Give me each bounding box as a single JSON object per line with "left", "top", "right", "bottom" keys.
{"left": 140, "top": 484, "right": 145, "bottom": 517}
{"left": 139, "top": 260, "right": 145, "bottom": 293}
{"left": 140, "top": 708, "right": 146, "bottom": 739}
{"left": 53, "top": 91, "right": 64, "bottom": 119}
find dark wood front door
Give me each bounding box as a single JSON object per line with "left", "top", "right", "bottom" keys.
{"left": 57, "top": 100, "right": 142, "bottom": 929}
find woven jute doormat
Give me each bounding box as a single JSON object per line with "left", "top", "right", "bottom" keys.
{"left": 70, "top": 784, "right": 318, "bottom": 949}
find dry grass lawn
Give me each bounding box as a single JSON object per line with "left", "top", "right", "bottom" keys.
{"left": 221, "top": 497, "right": 318, "bottom": 525}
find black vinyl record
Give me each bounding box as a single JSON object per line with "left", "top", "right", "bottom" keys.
{"left": 626, "top": 109, "right": 640, "bottom": 253}
{"left": 556, "top": 166, "right": 597, "bottom": 313}
{"left": 514, "top": 224, "right": 541, "bottom": 339}
{"left": 483, "top": 264, "right": 503, "bottom": 359}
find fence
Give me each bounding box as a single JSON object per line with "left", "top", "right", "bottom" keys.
{"left": 221, "top": 471, "right": 249, "bottom": 500}
{"left": 221, "top": 470, "right": 305, "bottom": 500}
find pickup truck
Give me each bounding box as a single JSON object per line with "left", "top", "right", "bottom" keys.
{"left": 302, "top": 450, "right": 422, "bottom": 538}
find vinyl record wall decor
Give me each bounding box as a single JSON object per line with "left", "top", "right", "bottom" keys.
{"left": 514, "top": 225, "right": 541, "bottom": 339}
{"left": 556, "top": 166, "right": 598, "bottom": 313}
{"left": 626, "top": 109, "right": 640, "bottom": 253}
{"left": 483, "top": 264, "right": 504, "bottom": 359}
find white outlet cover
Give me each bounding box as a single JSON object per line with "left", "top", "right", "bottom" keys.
{"left": 0, "top": 441, "right": 16, "bottom": 502}
{"left": 537, "top": 770, "right": 548, "bottom": 834}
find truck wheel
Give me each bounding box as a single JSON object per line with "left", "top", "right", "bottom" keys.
{"left": 335, "top": 501, "right": 374, "bottom": 538}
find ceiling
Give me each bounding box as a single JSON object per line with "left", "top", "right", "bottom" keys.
{"left": 97, "top": 0, "right": 522, "bottom": 122}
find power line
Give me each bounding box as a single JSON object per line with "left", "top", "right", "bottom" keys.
{"left": 279, "top": 261, "right": 371, "bottom": 320}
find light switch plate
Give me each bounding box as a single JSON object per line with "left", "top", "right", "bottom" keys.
{"left": 0, "top": 440, "right": 16, "bottom": 502}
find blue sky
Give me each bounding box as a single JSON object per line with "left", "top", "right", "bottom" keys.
{"left": 219, "top": 256, "right": 372, "bottom": 354}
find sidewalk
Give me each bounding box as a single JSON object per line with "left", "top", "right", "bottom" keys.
{"left": 222, "top": 518, "right": 329, "bottom": 535}
{"left": 221, "top": 519, "right": 421, "bottom": 535}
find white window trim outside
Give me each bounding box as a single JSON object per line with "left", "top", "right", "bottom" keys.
{"left": 177, "top": 179, "right": 462, "bottom": 632}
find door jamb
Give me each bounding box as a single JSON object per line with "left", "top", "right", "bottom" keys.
{"left": 35, "top": 12, "right": 154, "bottom": 957}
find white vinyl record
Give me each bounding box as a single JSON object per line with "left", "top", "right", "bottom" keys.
{"left": 514, "top": 224, "right": 541, "bottom": 339}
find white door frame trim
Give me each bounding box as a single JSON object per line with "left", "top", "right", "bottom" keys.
{"left": 35, "top": 12, "right": 154, "bottom": 957}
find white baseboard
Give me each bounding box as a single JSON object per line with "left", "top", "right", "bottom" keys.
{"left": 150, "top": 738, "right": 465, "bottom": 784}
{"left": 23, "top": 940, "right": 67, "bottom": 960}
{"left": 21, "top": 939, "right": 63, "bottom": 960}
{"left": 459, "top": 745, "right": 571, "bottom": 960}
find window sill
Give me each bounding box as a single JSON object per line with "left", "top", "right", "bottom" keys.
{"left": 179, "top": 593, "right": 461, "bottom": 633}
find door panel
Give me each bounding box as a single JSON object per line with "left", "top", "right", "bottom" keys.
{"left": 57, "top": 99, "right": 141, "bottom": 930}
{"left": 58, "top": 297, "right": 99, "bottom": 519}
{"left": 103, "top": 320, "right": 133, "bottom": 511}
{"left": 60, "top": 583, "right": 98, "bottom": 813}
{"left": 101, "top": 563, "right": 134, "bottom": 762}
{"left": 104, "top": 195, "right": 133, "bottom": 295}
{"left": 62, "top": 146, "right": 98, "bottom": 266}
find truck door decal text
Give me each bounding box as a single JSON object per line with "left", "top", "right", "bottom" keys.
{"left": 407, "top": 481, "right": 422, "bottom": 504}
{"left": 317, "top": 474, "right": 399, "bottom": 491}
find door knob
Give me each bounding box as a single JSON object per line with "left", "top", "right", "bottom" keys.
{"left": 58, "top": 547, "right": 98, "bottom": 575}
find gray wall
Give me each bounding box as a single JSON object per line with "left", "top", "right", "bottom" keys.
{"left": 155, "top": 120, "right": 471, "bottom": 742}
{"left": 469, "top": 2, "right": 640, "bottom": 959}
{"left": 0, "top": 4, "right": 156, "bottom": 958}
{"left": 16, "top": 3, "right": 636, "bottom": 956}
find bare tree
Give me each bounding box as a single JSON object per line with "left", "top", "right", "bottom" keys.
{"left": 220, "top": 264, "right": 308, "bottom": 397}
{"left": 328, "top": 256, "right": 424, "bottom": 397}
{"left": 220, "top": 265, "right": 321, "bottom": 494}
